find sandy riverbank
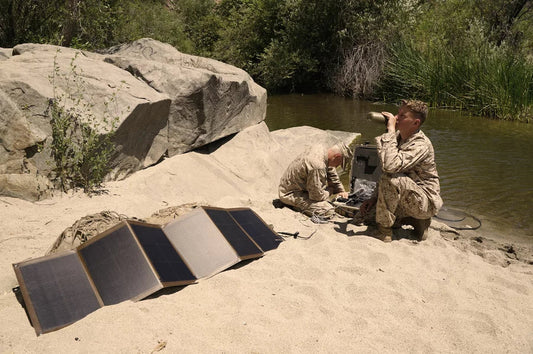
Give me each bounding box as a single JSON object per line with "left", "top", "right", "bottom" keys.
{"left": 1, "top": 123, "right": 532, "bottom": 353}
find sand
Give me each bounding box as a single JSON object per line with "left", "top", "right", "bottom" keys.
{"left": 1, "top": 123, "right": 532, "bottom": 353}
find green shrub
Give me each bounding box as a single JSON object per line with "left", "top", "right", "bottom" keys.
{"left": 112, "top": 0, "right": 193, "bottom": 52}
{"left": 48, "top": 50, "right": 120, "bottom": 193}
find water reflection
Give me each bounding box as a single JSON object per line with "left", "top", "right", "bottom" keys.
{"left": 266, "top": 94, "right": 533, "bottom": 240}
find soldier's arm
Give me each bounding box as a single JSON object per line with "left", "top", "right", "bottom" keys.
{"left": 376, "top": 133, "right": 429, "bottom": 174}
{"left": 306, "top": 169, "right": 329, "bottom": 201}
{"left": 326, "top": 166, "right": 345, "bottom": 194}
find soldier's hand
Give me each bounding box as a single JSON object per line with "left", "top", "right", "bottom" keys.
{"left": 382, "top": 111, "right": 396, "bottom": 133}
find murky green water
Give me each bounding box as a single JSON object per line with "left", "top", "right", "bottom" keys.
{"left": 265, "top": 94, "right": 533, "bottom": 242}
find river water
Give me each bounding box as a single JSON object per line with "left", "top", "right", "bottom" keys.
{"left": 265, "top": 94, "right": 533, "bottom": 243}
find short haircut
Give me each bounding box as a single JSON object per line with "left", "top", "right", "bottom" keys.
{"left": 401, "top": 99, "right": 428, "bottom": 125}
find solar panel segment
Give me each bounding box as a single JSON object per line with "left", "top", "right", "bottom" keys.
{"left": 13, "top": 250, "right": 102, "bottom": 335}
{"left": 78, "top": 222, "right": 162, "bottom": 305}
{"left": 162, "top": 209, "right": 241, "bottom": 279}
{"left": 228, "top": 208, "right": 282, "bottom": 252}
{"left": 128, "top": 221, "right": 197, "bottom": 286}
{"left": 203, "top": 207, "right": 263, "bottom": 260}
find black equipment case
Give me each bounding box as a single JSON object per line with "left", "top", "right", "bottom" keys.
{"left": 334, "top": 143, "right": 381, "bottom": 217}
{"left": 349, "top": 143, "right": 381, "bottom": 191}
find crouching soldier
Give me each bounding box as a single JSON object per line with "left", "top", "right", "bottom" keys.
{"left": 279, "top": 143, "right": 353, "bottom": 219}
{"left": 357, "top": 99, "right": 443, "bottom": 242}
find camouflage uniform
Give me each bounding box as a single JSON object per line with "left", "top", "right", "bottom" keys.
{"left": 279, "top": 145, "right": 345, "bottom": 216}
{"left": 375, "top": 130, "right": 442, "bottom": 227}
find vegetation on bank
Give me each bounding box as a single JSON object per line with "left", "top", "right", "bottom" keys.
{"left": 1, "top": 0, "right": 532, "bottom": 121}
{"left": 48, "top": 50, "right": 120, "bottom": 193}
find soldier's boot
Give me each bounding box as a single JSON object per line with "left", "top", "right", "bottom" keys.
{"left": 352, "top": 211, "right": 365, "bottom": 226}
{"left": 411, "top": 218, "right": 431, "bottom": 241}
{"left": 375, "top": 224, "right": 393, "bottom": 243}
{"left": 391, "top": 218, "right": 403, "bottom": 229}
{"left": 352, "top": 210, "right": 376, "bottom": 227}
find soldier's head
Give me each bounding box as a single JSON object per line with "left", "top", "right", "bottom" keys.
{"left": 327, "top": 143, "right": 353, "bottom": 170}
{"left": 396, "top": 99, "right": 428, "bottom": 139}
{"left": 400, "top": 99, "right": 428, "bottom": 126}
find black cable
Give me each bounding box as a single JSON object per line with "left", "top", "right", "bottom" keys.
{"left": 434, "top": 214, "right": 466, "bottom": 223}
{"left": 277, "top": 230, "right": 317, "bottom": 240}
{"left": 434, "top": 208, "right": 482, "bottom": 230}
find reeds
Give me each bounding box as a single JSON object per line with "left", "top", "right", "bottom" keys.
{"left": 328, "top": 42, "right": 386, "bottom": 98}
{"left": 378, "top": 39, "right": 533, "bottom": 122}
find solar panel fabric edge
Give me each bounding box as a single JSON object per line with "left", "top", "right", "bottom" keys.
{"left": 12, "top": 250, "right": 103, "bottom": 335}
{"left": 126, "top": 220, "right": 197, "bottom": 288}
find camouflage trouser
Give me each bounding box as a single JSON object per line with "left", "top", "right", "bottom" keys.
{"left": 279, "top": 190, "right": 335, "bottom": 217}
{"left": 376, "top": 173, "right": 436, "bottom": 228}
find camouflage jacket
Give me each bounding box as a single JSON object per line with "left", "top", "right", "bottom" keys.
{"left": 279, "top": 145, "right": 345, "bottom": 202}
{"left": 376, "top": 130, "right": 443, "bottom": 210}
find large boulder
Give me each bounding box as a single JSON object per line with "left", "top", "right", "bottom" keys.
{"left": 0, "top": 44, "right": 170, "bottom": 196}
{"left": 0, "top": 173, "right": 53, "bottom": 200}
{"left": 0, "top": 39, "right": 266, "bottom": 200}
{"left": 101, "top": 38, "right": 267, "bottom": 157}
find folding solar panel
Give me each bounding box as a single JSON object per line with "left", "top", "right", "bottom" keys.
{"left": 13, "top": 250, "right": 103, "bottom": 335}
{"left": 13, "top": 206, "right": 282, "bottom": 335}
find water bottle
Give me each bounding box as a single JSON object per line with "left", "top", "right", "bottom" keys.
{"left": 367, "top": 111, "right": 388, "bottom": 124}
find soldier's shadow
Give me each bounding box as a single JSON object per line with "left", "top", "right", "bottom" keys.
{"left": 333, "top": 220, "right": 418, "bottom": 241}
{"left": 332, "top": 220, "right": 358, "bottom": 237}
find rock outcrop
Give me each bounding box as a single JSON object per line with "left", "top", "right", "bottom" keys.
{"left": 0, "top": 39, "right": 266, "bottom": 200}
{"left": 102, "top": 38, "right": 266, "bottom": 158}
